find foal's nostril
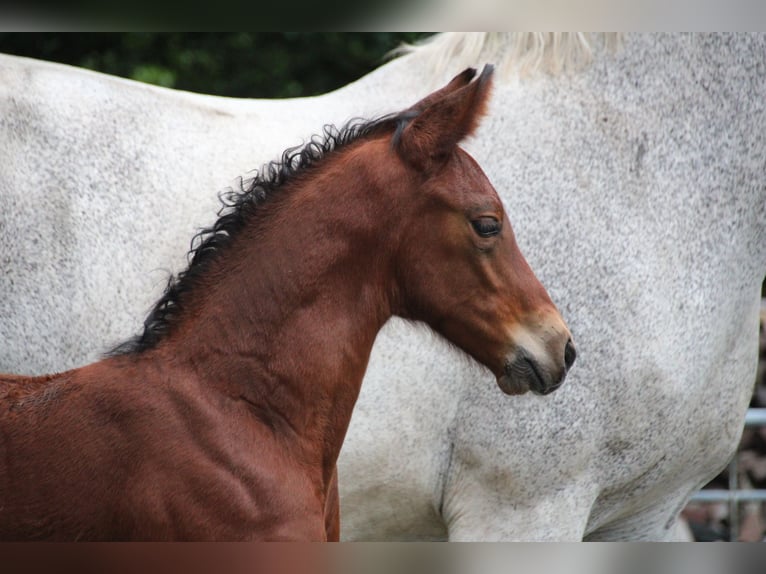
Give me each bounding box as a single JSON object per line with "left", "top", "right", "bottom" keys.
{"left": 564, "top": 338, "right": 577, "bottom": 370}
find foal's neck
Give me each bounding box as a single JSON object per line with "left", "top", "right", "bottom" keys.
{"left": 156, "top": 144, "right": 398, "bottom": 477}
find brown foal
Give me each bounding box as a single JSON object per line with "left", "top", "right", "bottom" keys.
{"left": 0, "top": 66, "right": 574, "bottom": 540}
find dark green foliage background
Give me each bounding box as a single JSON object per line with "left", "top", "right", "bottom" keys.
{"left": 0, "top": 33, "right": 431, "bottom": 98}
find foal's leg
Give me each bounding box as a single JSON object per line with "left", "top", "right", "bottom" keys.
{"left": 324, "top": 467, "right": 340, "bottom": 541}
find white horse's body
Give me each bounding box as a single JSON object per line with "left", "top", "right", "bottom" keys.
{"left": 2, "top": 34, "right": 764, "bottom": 540}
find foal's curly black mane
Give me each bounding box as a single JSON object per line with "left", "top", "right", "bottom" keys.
{"left": 109, "top": 112, "right": 412, "bottom": 356}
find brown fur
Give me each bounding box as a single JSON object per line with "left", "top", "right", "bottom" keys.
{"left": 0, "top": 66, "right": 562, "bottom": 540}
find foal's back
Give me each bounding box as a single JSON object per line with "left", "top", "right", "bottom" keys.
{"left": 0, "top": 360, "right": 307, "bottom": 540}
{"left": 0, "top": 364, "right": 140, "bottom": 539}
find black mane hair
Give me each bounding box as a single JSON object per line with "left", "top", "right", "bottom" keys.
{"left": 108, "top": 112, "right": 413, "bottom": 356}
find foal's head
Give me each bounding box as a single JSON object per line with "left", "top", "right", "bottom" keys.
{"left": 380, "top": 65, "right": 575, "bottom": 395}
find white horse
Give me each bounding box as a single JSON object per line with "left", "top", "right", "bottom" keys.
{"left": 1, "top": 34, "right": 764, "bottom": 540}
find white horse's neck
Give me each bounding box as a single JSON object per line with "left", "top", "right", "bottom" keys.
{"left": 396, "top": 33, "right": 621, "bottom": 81}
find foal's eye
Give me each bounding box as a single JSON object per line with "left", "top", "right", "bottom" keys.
{"left": 471, "top": 217, "right": 501, "bottom": 238}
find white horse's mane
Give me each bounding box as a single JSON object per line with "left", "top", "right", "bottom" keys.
{"left": 396, "top": 32, "right": 622, "bottom": 79}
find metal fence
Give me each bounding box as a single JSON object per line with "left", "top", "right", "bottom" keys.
{"left": 689, "top": 408, "right": 766, "bottom": 541}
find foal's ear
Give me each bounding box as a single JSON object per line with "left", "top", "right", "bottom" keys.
{"left": 406, "top": 67, "right": 478, "bottom": 112}
{"left": 395, "top": 64, "right": 494, "bottom": 173}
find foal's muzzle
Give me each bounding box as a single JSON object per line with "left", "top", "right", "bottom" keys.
{"left": 497, "top": 337, "right": 576, "bottom": 396}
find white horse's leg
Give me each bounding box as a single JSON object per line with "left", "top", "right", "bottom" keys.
{"left": 441, "top": 480, "right": 597, "bottom": 541}
{"left": 584, "top": 496, "right": 694, "bottom": 541}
